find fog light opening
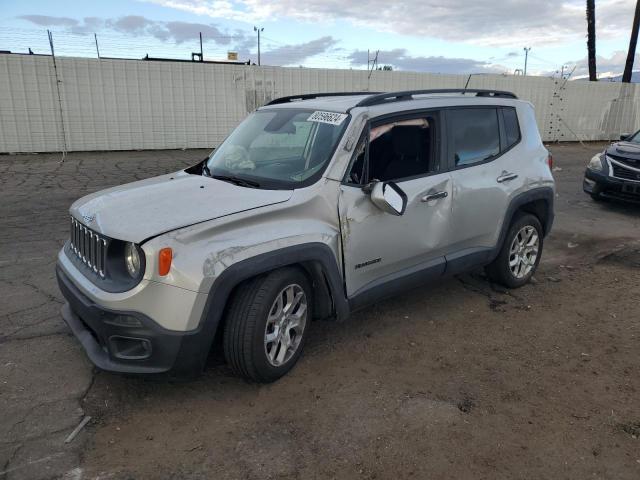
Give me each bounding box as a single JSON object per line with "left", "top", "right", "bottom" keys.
{"left": 109, "top": 336, "right": 152, "bottom": 360}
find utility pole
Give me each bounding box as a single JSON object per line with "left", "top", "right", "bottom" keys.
{"left": 623, "top": 0, "right": 640, "bottom": 83}
{"left": 586, "top": 0, "right": 597, "bottom": 81}
{"left": 94, "top": 33, "right": 100, "bottom": 59}
{"left": 254, "top": 26, "right": 263, "bottom": 65}
{"left": 199, "top": 32, "right": 203, "bottom": 62}
{"left": 523, "top": 47, "right": 531, "bottom": 76}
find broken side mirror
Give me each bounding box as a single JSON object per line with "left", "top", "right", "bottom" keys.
{"left": 620, "top": 133, "right": 630, "bottom": 141}
{"left": 370, "top": 181, "right": 407, "bottom": 216}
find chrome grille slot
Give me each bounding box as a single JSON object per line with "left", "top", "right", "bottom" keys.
{"left": 612, "top": 163, "right": 640, "bottom": 181}
{"left": 69, "top": 217, "right": 108, "bottom": 278}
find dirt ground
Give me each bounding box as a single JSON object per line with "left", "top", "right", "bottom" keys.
{"left": 1, "top": 143, "right": 639, "bottom": 479}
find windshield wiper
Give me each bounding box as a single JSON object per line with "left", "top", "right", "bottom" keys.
{"left": 211, "top": 174, "right": 260, "bottom": 188}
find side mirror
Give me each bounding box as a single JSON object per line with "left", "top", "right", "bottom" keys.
{"left": 620, "top": 133, "right": 630, "bottom": 141}
{"left": 370, "top": 181, "right": 407, "bottom": 216}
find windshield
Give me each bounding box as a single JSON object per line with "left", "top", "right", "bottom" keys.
{"left": 626, "top": 130, "right": 640, "bottom": 143}
{"left": 205, "top": 108, "right": 349, "bottom": 189}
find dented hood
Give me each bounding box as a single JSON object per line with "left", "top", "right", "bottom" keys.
{"left": 70, "top": 171, "right": 293, "bottom": 243}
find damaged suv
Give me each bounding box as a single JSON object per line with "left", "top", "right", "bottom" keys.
{"left": 57, "top": 89, "right": 555, "bottom": 382}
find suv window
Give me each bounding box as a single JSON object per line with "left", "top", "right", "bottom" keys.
{"left": 348, "top": 114, "right": 439, "bottom": 184}
{"left": 449, "top": 108, "right": 500, "bottom": 167}
{"left": 501, "top": 107, "right": 521, "bottom": 149}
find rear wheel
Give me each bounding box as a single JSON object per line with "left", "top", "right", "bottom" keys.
{"left": 485, "top": 214, "right": 543, "bottom": 288}
{"left": 223, "top": 267, "right": 311, "bottom": 382}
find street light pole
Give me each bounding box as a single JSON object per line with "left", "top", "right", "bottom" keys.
{"left": 523, "top": 47, "right": 531, "bottom": 76}
{"left": 254, "top": 26, "right": 264, "bottom": 66}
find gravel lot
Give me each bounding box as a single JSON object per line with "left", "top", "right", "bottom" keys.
{"left": 1, "top": 143, "right": 639, "bottom": 479}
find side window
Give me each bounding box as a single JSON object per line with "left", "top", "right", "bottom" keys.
{"left": 449, "top": 108, "right": 500, "bottom": 167}
{"left": 501, "top": 107, "right": 521, "bottom": 150}
{"left": 347, "top": 115, "right": 439, "bottom": 184}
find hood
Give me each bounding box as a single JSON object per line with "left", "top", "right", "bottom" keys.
{"left": 70, "top": 171, "right": 293, "bottom": 243}
{"left": 606, "top": 141, "right": 640, "bottom": 160}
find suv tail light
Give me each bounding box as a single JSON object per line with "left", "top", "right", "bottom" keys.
{"left": 546, "top": 153, "right": 554, "bottom": 171}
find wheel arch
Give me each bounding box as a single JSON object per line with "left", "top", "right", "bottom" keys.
{"left": 182, "top": 243, "right": 349, "bottom": 373}
{"left": 491, "top": 187, "right": 554, "bottom": 262}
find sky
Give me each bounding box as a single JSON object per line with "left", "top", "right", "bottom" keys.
{"left": 0, "top": 0, "right": 638, "bottom": 78}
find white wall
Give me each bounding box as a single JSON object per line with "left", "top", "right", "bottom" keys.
{"left": 1, "top": 54, "right": 639, "bottom": 153}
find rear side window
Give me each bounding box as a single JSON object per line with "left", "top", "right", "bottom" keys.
{"left": 449, "top": 108, "right": 500, "bottom": 167}
{"left": 502, "top": 107, "right": 521, "bottom": 149}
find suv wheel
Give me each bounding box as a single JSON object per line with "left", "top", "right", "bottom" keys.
{"left": 223, "top": 267, "right": 311, "bottom": 382}
{"left": 485, "top": 214, "right": 543, "bottom": 288}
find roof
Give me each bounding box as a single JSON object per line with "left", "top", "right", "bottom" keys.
{"left": 260, "top": 89, "right": 521, "bottom": 114}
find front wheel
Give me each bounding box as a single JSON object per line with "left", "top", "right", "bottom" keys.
{"left": 223, "top": 267, "right": 311, "bottom": 382}
{"left": 485, "top": 214, "right": 543, "bottom": 288}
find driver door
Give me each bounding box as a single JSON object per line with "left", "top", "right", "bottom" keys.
{"left": 338, "top": 111, "right": 452, "bottom": 299}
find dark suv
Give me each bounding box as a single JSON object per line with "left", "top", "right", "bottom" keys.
{"left": 584, "top": 131, "right": 640, "bottom": 203}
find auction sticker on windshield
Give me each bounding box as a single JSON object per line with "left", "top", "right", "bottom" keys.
{"left": 307, "top": 111, "right": 348, "bottom": 126}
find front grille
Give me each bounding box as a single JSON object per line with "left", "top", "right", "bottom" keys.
{"left": 610, "top": 161, "right": 640, "bottom": 182}
{"left": 608, "top": 153, "right": 640, "bottom": 169}
{"left": 69, "top": 217, "right": 108, "bottom": 278}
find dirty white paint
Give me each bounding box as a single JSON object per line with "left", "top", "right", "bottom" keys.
{"left": 1, "top": 54, "right": 639, "bottom": 153}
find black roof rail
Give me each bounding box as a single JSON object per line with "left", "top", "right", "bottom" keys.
{"left": 265, "top": 91, "right": 379, "bottom": 106}
{"left": 354, "top": 89, "right": 518, "bottom": 108}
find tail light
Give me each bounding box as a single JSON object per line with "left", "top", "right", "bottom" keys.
{"left": 546, "top": 152, "right": 554, "bottom": 171}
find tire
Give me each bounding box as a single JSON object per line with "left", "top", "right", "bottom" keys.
{"left": 485, "top": 213, "right": 543, "bottom": 289}
{"left": 591, "top": 192, "right": 604, "bottom": 202}
{"left": 223, "top": 267, "right": 312, "bottom": 383}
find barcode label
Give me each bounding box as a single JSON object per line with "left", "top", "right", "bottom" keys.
{"left": 307, "top": 111, "right": 348, "bottom": 125}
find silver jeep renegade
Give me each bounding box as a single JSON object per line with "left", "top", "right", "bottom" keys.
{"left": 56, "top": 89, "right": 555, "bottom": 382}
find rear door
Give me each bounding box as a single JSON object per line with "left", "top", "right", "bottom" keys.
{"left": 446, "top": 106, "right": 526, "bottom": 257}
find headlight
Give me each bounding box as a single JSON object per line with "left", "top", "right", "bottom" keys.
{"left": 587, "top": 154, "right": 604, "bottom": 172}
{"left": 124, "top": 242, "right": 141, "bottom": 278}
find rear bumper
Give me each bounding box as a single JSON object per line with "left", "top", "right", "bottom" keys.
{"left": 584, "top": 169, "right": 640, "bottom": 203}
{"left": 57, "top": 265, "right": 208, "bottom": 376}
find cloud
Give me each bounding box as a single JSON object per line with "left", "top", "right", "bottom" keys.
{"left": 348, "top": 49, "right": 505, "bottom": 74}
{"left": 559, "top": 51, "right": 640, "bottom": 79}
{"left": 145, "top": 0, "right": 635, "bottom": 47}
{"left": 18, "top": 14, "right": 253, "bottom": 46}
{"left": 16, "top": 14, "right": 344, "bottom": 65}
{"left": 18, "top": 15, "right": 79, "bottom": 27}
{"left": 261, "top": 36, "right": 338, "bottom": 66}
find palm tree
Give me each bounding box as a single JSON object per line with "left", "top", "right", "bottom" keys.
{"left": 587, "top": 0, "right": 597, "bottom": 81}
{"left": 622, "top": 0, "right": 640, "bottom": 83}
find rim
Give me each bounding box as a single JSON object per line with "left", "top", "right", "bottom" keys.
{"left": 264, "top": 284, "right": 308, "bottom": 367}
{"left": 509, "top": 225, "right": 540, "bottom": 279}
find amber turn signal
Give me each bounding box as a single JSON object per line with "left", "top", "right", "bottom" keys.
{"left": 158, "top": 248, "right": 172, "bottom": 276}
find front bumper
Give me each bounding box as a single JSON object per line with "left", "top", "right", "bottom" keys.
{"left": 584, "top": 168, "right": 640, "bottom": 203}
{"left": 57, "top": 265, "right": 209, "bottom": 376}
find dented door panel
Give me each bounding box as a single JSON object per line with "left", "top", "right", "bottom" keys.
{"left": 339, "top": 173, "right": 452, "bottom": 297}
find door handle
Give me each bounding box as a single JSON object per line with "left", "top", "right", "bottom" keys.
{"left": 497, "top": 172, "right": 518, "bottom": 183}
{"left": 421, "top": 191, "right": 448, "bottom": 202}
